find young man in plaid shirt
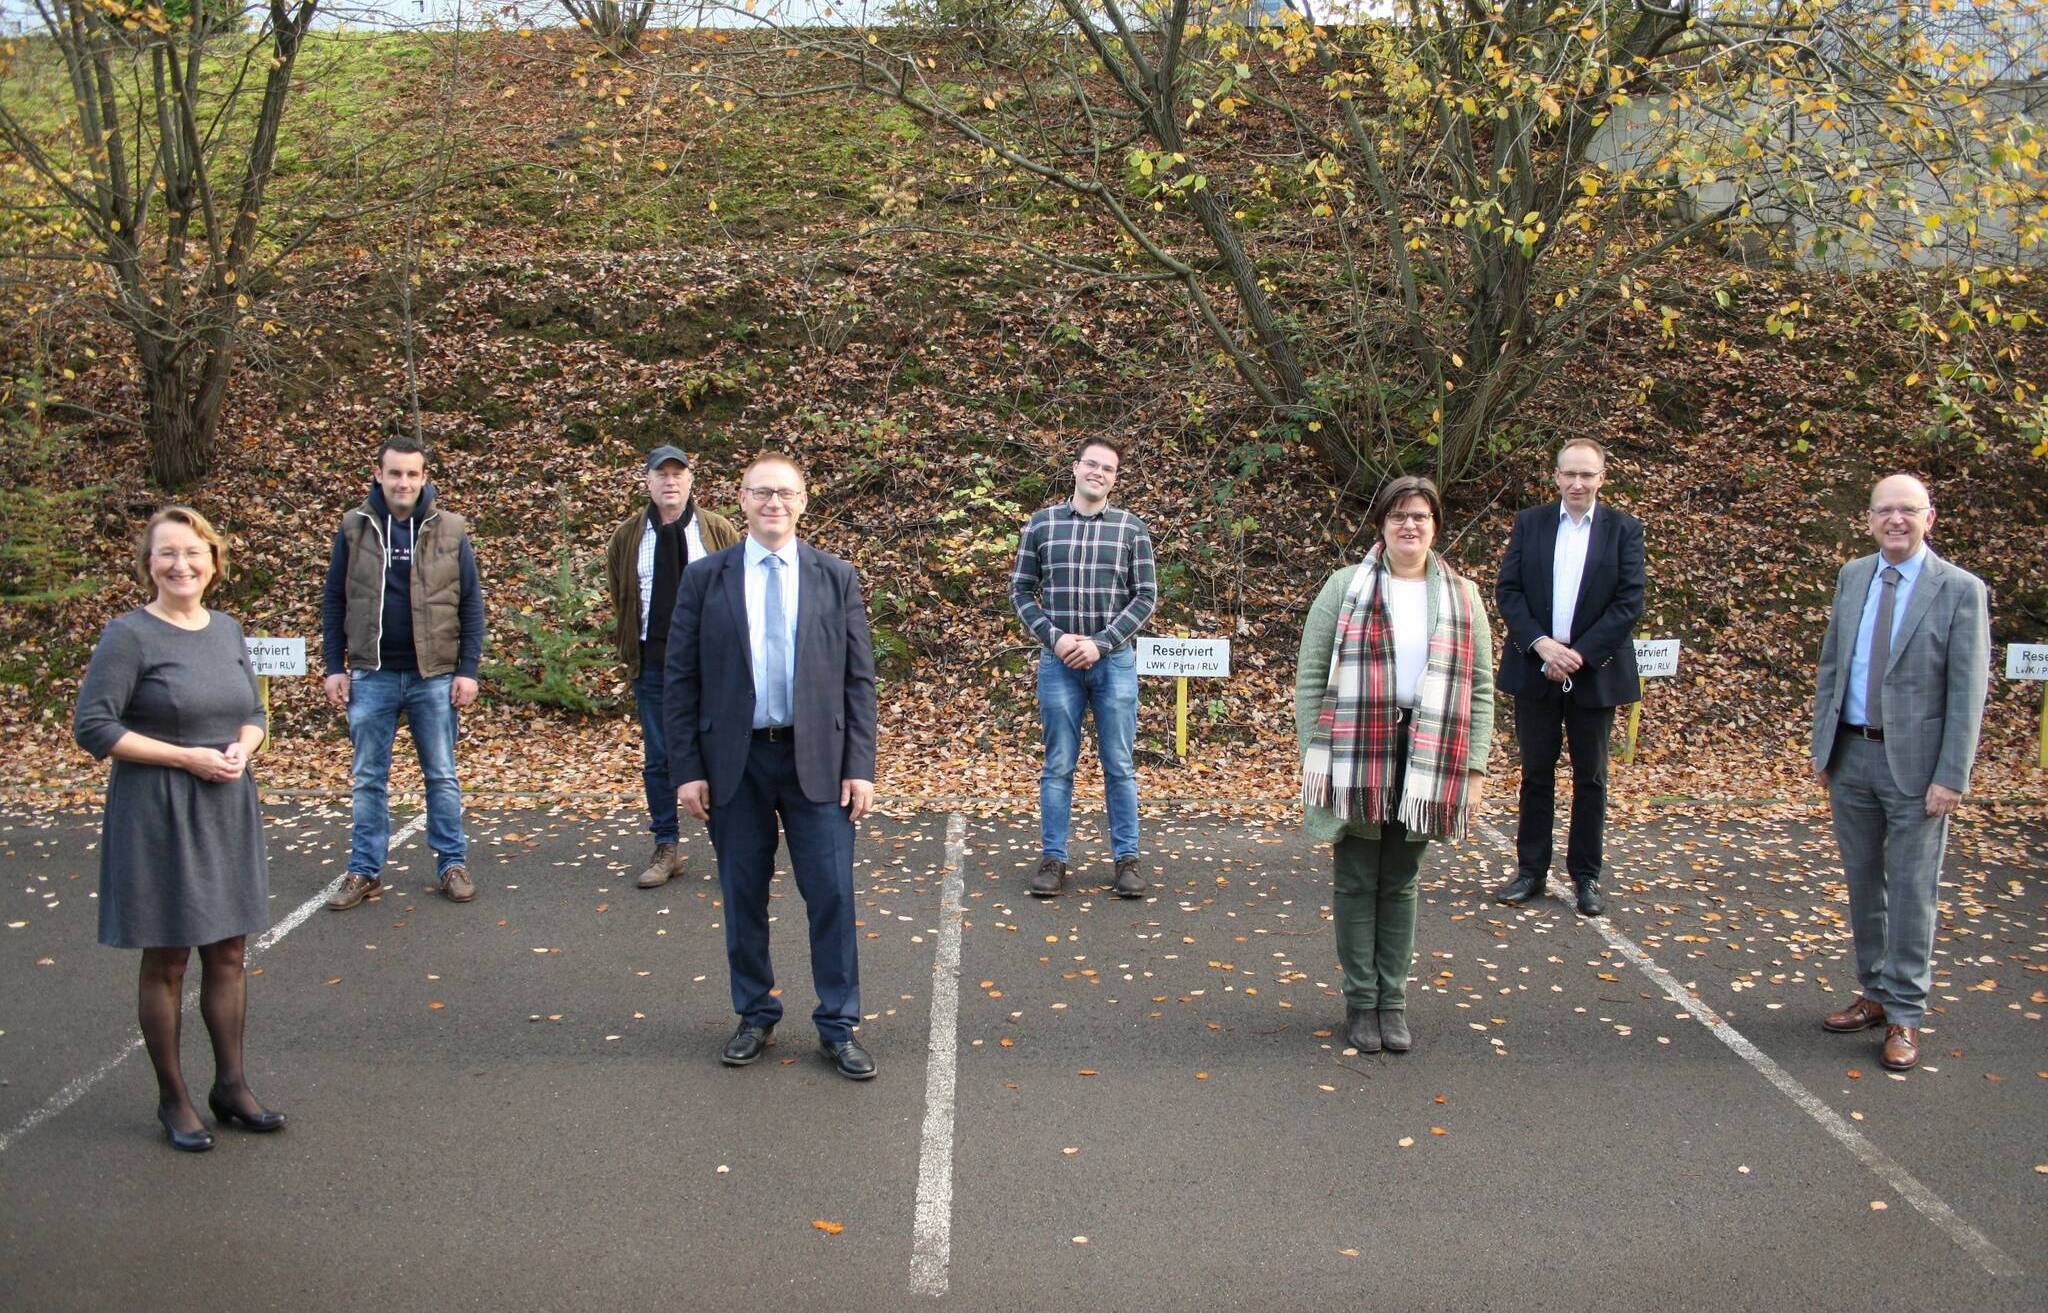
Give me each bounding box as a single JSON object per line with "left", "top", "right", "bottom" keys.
{"left": 1009, "top": 437, "right": 1158, "bottom": 899}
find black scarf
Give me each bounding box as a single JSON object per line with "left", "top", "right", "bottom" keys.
{"left": 645, "top": 497, "right": 698, "bottom": 651}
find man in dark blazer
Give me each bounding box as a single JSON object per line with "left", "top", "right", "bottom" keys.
{"left": 1493, "top": 438, "right": 1645, "bottom": 917}
{"left": 664, "top": 453, "right": 880, "bottom": 1079}
{"left": 1810, "top": 473, "right": 1988, "bottom": 1073}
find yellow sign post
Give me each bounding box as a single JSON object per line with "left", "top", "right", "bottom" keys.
{"left": 1620, "top": 638, "right": 1679, "bottom": 767}
{"left": 2007, "top": 644, "right": 2048, "bottom": 771}
{"left": 1136, "top": 637, "right": 1232, "bottom": 763}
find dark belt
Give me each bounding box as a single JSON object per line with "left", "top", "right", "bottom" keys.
{"left": 1839, "top": 723, "right": 1884, "bottom": 742}
{"left": 753, "top": 725, "right": 795, "bottom": 742}
{"left": 1396, "top": 706, "right": 1415, "bottom": 726}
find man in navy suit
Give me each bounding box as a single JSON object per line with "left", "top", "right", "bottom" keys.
{"left": 1493, "top": 438, "right": 1645, "bottom": 917}
{"left": 664, "top": 453, "right": 880, "bottom": 1079}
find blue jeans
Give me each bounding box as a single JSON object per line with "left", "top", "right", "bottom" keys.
{"left": 633, "top": 652, "right": 678, "bottom": 845}
{"left": 1037, "top": 645, "right": 1139, "bottom": 863}
{"left": 346, "top": 669, "right": 467, "bottom": 878}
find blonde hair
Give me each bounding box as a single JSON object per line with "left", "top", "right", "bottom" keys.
{"left": 135, "top": 505, "right": 229, "bottom": 593}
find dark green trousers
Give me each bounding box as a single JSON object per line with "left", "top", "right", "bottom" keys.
{"left": 1332, "top": 826, "right": 1427, "bottom": 1011}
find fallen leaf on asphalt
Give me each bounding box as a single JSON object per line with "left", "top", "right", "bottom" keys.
{"left": 1062, "top": 1147, "right": 1079, "bottom": 1156}
{"left": 1071, "top": 1236, "right": 1089, "bottom": 1245}
{"left": 1397, "top": 1137, "right": 1415, "bottom": 1148}
{"left": 1430, "top": 1127, "right": 1447, "bottom": 1136}
{"left": 1738, "top": 1165, "right": 1751, "bottom": 1174}
{"left": 813, "top": 1220, "right": 844, "bottom": 1235}
{"left": 1339, "top": 1248, "right": 1359, "bottom": 1257}
{"left": 716, "top": 1165, "right": 730, "bottom": 1175}
{"left": 1077, "top": 1069, "right": 1097, "bottom": 1077}
{"left": 1869, "top": 1201, "right": 1888, "bottom": 1211}
{"left": 1847, "top": 1069, "right": 1862, "bottom": 1079}
{"left": 1433, "top": 1093, "right": 1447, "bottom": 1105}
{"left": 429, "top": 1001, "right": 445, "bottom": 1010}
{"left": 324, "top": 978, "right": 342, "bottom": 985}
{"left": 1194, "top": 1072, "right": 1209, "bottom": 1080}
{"left": 999, "top": 1037, "right": 1014, "bottom": 1047}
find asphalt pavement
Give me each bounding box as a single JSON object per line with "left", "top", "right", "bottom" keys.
{"left": 1, "top": 799, "right": 2042, "bottom": 1312}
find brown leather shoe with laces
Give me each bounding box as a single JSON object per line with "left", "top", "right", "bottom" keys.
{"left": 1030, "top": 856, "right": 1067, "bottom": 898}
{"left": 1879, "top": 1024, "right": 1919, "bottom": 1071}
{"left": 326, "top": 874, "right": 380, "bottom": 912}
{"left": 636, "top": 843, "right": 682, "bottom": 889}
{"left": 440, "top": 864, "right": 476, "bottom": 903}
{"left": 1822, "top": 996, "right": 1886, "bottom": 1033}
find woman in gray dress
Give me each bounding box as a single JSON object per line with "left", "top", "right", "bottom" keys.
{"left": 73, "top": 506, "right": 284, "bottom": 1152}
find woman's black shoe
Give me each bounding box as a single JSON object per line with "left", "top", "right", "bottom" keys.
{"left": 157, "top": 1104, "right": 214, "bottom": 1153}
{"left": 208, "top": 1089, "right": 286, "bottom": 1133}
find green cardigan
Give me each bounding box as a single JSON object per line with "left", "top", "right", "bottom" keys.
{"left": 1293, "top": 559, "right": 1496, "bottom": 844}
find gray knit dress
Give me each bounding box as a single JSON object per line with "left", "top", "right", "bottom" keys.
{"left": 73, "top": 608, "right": 271, "bottom": 949}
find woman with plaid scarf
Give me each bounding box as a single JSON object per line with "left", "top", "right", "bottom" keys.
{"left": 1295, "top": 476, "right": 1495, "bottom": 1056}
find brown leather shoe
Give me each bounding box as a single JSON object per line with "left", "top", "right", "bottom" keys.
{"left": 326, "top": 874, "right": 380, "bottom": 911}
{"left": 440, "top": 864, "right": 476, "bottom": 903}
{"left": 636, "top": 843, "right": 682, "bottom": 889}
{"left": 1822, "top": 996, "right": 1886, "bottom": 1033}
{"left": 1880, "top": 1024, "right": 1919, "bottom": 1071}
{"left": 1029, "top": 856, "right": 1067, "bottom": 898}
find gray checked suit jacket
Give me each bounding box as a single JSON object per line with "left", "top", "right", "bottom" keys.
{"left": 1809, "top": 548, "right": 1990, "bottom": 796}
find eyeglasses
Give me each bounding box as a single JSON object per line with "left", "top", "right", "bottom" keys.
{"left": 1077, "top": 458, "right": 1118, "bottom": 475}
{"left": 151, "top": 547, "right": 212, "bottom": 564}
{"left": 743, "top": 486, "right": 806, "bottom": 504}
{"left": 1384, "top": 511, "right": 1435, "bottom": 528}
{"left": 1868, "top": 504, "right": 1928, "bottom": 520}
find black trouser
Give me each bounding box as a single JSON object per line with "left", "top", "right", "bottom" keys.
{"left": 1513, "top": 691, "right": 1616, "bottom": 885}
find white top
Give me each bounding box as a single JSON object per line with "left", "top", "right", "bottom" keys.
{"left": 743, "top": 535, "right": 800, "bottom": 727}
{"left": 1384, "top": 576, "right": 1430, "bottom": 708}
{"left": 1551, "top": 502, "right": 1596, "bottom": 643}
{"left": 637, "top": 512, "right": 707, "bottom": 640}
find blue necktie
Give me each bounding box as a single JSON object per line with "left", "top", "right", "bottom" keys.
{"left": 762, "top": 554, "right": 791, "bottom": 726}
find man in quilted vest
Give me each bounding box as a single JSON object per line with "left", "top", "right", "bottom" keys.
{"left": 320, "top": 435, "right": 486, "bottom": 910}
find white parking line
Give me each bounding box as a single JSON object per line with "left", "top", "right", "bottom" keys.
{"left": 1474, "top": 818, "right": 2020, "bottom": 1278}
{"left": 0, "top": 811, "right": 429, "bottom": 1156}
{"left": 909, "top": 812, "right": 968, "bottom": 1297}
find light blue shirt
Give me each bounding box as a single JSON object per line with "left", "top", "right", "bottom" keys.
{"left": 1843, "top": 544, "right": 1927, "bottom": 726}
{"left": 744, "top": 536, "right": 800, "bottom": 729}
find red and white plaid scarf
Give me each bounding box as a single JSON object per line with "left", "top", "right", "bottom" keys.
{"left": 1302, "top": 547, "right": 1478, "bottom": 840}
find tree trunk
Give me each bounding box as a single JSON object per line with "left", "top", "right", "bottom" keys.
{"left": 137, "top": 327, "right": 231, "bottom": 490}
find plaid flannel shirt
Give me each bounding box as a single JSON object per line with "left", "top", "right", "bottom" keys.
{"left": 1009, "top": 503, "right": 1158, "bottom": 655}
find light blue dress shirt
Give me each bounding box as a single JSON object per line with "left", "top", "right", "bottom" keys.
{"left": 1843, "top": 544, "right": 1926, "bottom": 726}
{"left": 744, "top": 536, "right": 800, "bottom": 729}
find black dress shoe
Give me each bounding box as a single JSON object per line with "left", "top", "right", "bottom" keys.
{"left": 1574, "top": 879, "right": 1604, "bottom": 917}
{"left": 208, "top": 1088, "right": 285, "bottom": 1133}
{"left": 821, "top": 1036, "right": 877, "bottom": 1081}
{"left": 1344, "top": 1006, "right": 1382, "bottom": 1054}
{"left": 157, "top": 1104, "right": 214, "bottom": 1154}
{"left": 1494, "top": 873, "right": 1545, "bottom": 905}
{"left": 720, "top": 1023, "right": 774, "bottom": 1066}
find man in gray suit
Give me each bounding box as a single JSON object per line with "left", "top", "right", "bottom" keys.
{"left": 1811, "top": 473, "right": 1989, "bottom": 1072}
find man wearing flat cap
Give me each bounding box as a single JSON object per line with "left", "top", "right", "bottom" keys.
{"left": 607, "top": 445, "right": 739, "bottom": 888}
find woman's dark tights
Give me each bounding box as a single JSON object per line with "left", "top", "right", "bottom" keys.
{"left": 138, "top": 936, "right": 260, "bottom": 1131}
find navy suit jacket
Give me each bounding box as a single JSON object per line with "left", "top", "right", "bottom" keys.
{"left": 663, "top": 540, "right": 879, "bottom": 807}
{"left": 1495, "top": 500, "right": 1646, "bottom": 708}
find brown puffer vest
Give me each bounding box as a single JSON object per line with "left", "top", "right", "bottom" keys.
{"left": 339, "top": 488, "right": 469, "bottom": 676}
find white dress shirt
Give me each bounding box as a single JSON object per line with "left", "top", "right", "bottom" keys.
{"left": 743, "top": 535, "right": 800, "bottom": 727}
{"left": 1551, "top": 502, "right": 1596, "bottom": 643}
